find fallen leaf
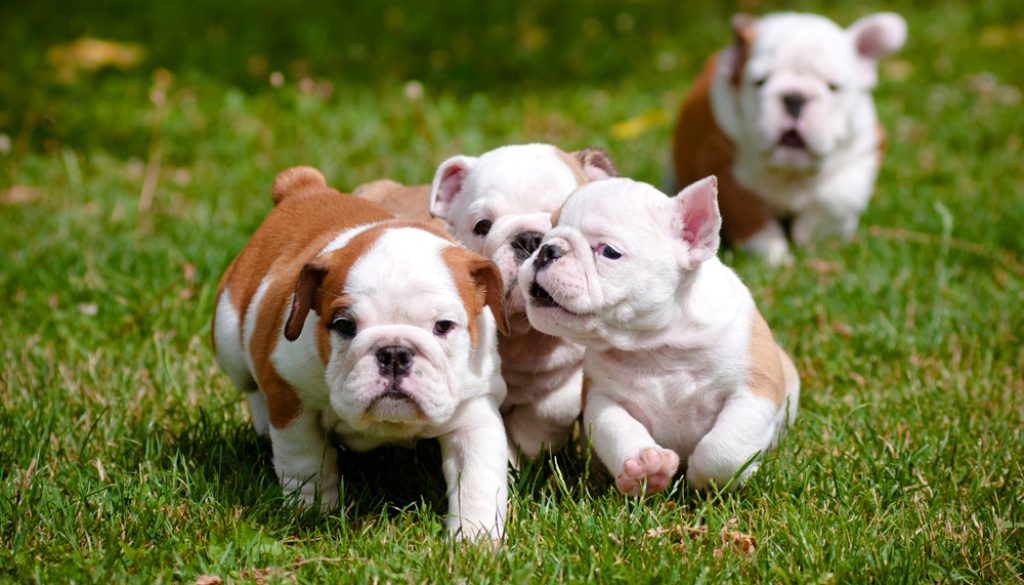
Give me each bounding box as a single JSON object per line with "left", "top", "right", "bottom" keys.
{"left": 611, "top": 109, "right": 668, "bottom": 140}
{"left": 47, "top": 37, "right": 146, "bottom": 82}
{"left": 194, "top": 576, "right": 222, "bottom": 585}
{"left": 2, "top": 186, "right": 44, "bottom": 205}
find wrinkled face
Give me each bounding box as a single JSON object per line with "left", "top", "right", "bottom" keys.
{"left": 443, "top": 148, "right": 582, "bottom": 318}
{"left": 518, "top": 180, "right": 688, "bottom": 348}
{"left": 291, "top": 228, "right": 499, "bottom": 439}
{"left": 736, "top": 15, "right": 870, "bottom": 170}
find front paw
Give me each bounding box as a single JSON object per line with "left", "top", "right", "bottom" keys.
{"left": 615, "top": 448, "right": 680, "bottom": 496}
{"left": 282, "top": 476, "right": 339, "bottom": 512}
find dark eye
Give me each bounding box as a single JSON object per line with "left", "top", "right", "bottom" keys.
{"left": 827, "top": 82, "right": 841, "bottom": 92}
{"left": 433, "top": 320, "right": 456, "bottom": 336}
{"left": 754, "top": 76, "right": 768, "bottom": 88}
{"left": 329, "top": 315, "right": 357, "bottom": 339}
{"left": 473, "top": 220, "right": 492, "bottom": 236}
{"left": 595, "top": 244, "right": 622, "bottom": 259}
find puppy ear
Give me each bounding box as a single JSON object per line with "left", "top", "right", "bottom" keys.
{"left": 672, "top": 176, "right": 722, "bottom": 265}
{"left": 848, "top": 13, "right": 907, "bottom": 86}
{"left": 470, "top": 258, "right": 509, "bottom": 336}
{"left": 724, "top": 13, "right": 758, "bottom": 87}
{"left": 285, "top": 260, "right": 328, "bottom": 341}
{"left": 429, "top": 155, "right": 477, "bottom": 220}
{"left": 572, "top": 147, "right": 619, "bottom": 181}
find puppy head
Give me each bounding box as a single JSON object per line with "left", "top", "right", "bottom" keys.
{"left": 285, "top": 224, "right": 506, "bottom": 437}
{"left": 519, "top": 176, "right": 721, "bottom": 347}
{"left": 429, "top": 143, "right": 617, "bottom": 320}
{"left": 717, "top": 12, "right": 906, "bottom": 170}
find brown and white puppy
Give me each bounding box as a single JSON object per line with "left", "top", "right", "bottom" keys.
{"left": 212, "top": 167, "right": 509, "bottom": 539}
{"left": 671, "top": 12, "right": 906, "bottom": 265}
{"left": 429, "top": 143, "right": 618, "bottom": 460}
{"left": 520, "top": 176, "right": 799, "bottom": 494}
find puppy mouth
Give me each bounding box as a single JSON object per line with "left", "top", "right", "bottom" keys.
{"left": 778, "top": 129, "right": 807, "bottom": 149}
{"left": 529, "top": 281, "right": 561, "bottom": 309}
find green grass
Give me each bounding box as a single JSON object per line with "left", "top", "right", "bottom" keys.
{"left": 2, "top": 0, "right": 1023, "bottom": 582}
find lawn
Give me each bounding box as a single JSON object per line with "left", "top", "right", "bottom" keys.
{"left": 1, "top": 0, "right": 1022, "bottom": 582}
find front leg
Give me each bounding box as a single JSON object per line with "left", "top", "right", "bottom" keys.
{"left": 439, "top": 398, "right": 509, "bottom": 540}
{"left": 269, "top": 408, "right": 339, "bottom": 511}
{"left": 504, "top": 368, "right": 583, "bottom": 462}
{"left": 584, "top": 393, "right": 679, "bottom": 496}
{"left": 686, "top": 391, "right": 780, "bottom": 490}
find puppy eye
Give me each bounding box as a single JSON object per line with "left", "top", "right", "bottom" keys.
{"left": 329, "top": 315, "right": 357, "bottom": 339}
{"left": 433, "top": 320, "right": 456, "bottom": 336}
{"left": 595, "top": 243, "right": 622, "bottom": 260}
{"left": 753, "top": 76, "right": 768, "bottom": 88}
{"left": 827, "top": 82, "right": 841, "bottom": 92}
{"left": 473, "top": 220, "right": 493, "bottom": 236}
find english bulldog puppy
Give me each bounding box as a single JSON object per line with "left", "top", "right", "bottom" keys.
{"left": 212, "top": 166, "right": 509, "bottom": 538}
{"left": 429, "top": 143, "right": 618, "bottom": 460}
{"left": 519, "top": 176, "right": 799, "bottom": 494}
{"left": 671, "top": 12, "right": 907, "bottom": 265}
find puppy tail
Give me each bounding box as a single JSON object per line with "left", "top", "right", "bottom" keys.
{"left": 271, "top": 166, "right": 328, "bottom": 206}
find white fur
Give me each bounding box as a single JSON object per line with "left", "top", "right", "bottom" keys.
{"left": 429, "top": 143, "right": 594, "bottom": 459}
{"left": 217, "top": 226, "right": 508, "bottom": 539}
{"left": 707, "top": 12, "right": 905, "bottom": 264}
{"left": 519, "top": 178, "right": 799, "bottom": 493}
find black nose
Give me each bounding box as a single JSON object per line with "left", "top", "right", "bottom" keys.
{"left": 533, "top": 243, "right": 563, "bottom": 271}
{"left": 376, "top": 346, "right": 413, "bottom": 378}
{"left": 782, "top": 94, "right": 806, "bottom": 118}
{"left": 511, "top": 231, "right": 544, "bottom": 262}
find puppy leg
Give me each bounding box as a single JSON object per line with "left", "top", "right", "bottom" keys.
{"left": 268, "top": 409, "right": 339, "bottom": 511}
{"left": 686, "top": 392, "right": 780, "bottom": 490}
{"left": 791, "top": 204, "right": 860, "bottom": 245}
{"left": 440, "top": 398, "right": 509, "bottom": 540}
{"left": 585, "top": 393, "right": 679, "bottom": 496}
{"left": 504, "top": 371, "right": 582, "bottom": 461}
{"left": 739, "top": 220, "right": 793, "bottom": 266}
{"left": 246, "top": 391, "right": 271, "bottom": 437}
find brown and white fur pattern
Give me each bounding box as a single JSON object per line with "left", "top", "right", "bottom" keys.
{"left": 213, "top": 167, "right": 509, "bottom": 539}
{"left": 671, "top": 12, "right": 906, "bottom": 265}
{"left": 520, "top": 176, "right": 799, "bottom": 494}
{"left": 429, "top": 143, "right": 618, "bottom": 460}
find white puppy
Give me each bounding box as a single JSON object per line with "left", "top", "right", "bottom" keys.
{"left": 671, "top": 12, "right": 907, "bottom": 264}
{"left": 519, "top": 176, "right": 799, "bottom": 494}
{"left": 213, "top": 167, "right": 509, "bottom": 538}
{"left": 430, "top": 143, "right": 617, "bottom": 459}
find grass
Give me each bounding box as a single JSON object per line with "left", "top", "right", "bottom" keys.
{"left": 1, "top": 0, "right": 1022, "bottom": 582}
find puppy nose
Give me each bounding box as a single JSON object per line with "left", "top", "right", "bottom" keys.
{"left": 533, "top": 243, "right": 563, "bottom": 271}
{"left": 376, "top": 346, "right": 413, "bottom": 378}
{"left": 782, "top": 94, "right": 806, "bottom": 118}
{"left": 511, "top": 231, "right": 544, "bottom": 262}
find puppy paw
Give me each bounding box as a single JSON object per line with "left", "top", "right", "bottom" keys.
{"left": 282, "top": 477, "right": 339, "bottom": 512}
{"left": 615, "top": 448, "right": 680, "bottom": 496}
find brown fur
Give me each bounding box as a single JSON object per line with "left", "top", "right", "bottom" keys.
{"left": 746, "top": 311, "right": 787, "bottom": 407}
{"left": 215, "top": 172, "right": 394, "bottom": 428}
{"left": 441, "top": 246, "right": 509, "bottom": 347}
{"left": 352, "top": 179, "right": 445, "bottom": 229}
{"left": 672, "top": 53, "right": 774, "bottom": 244}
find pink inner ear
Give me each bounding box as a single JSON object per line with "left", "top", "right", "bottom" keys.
{"left": 439, "top": 164, "right": 467, "bottom": 201}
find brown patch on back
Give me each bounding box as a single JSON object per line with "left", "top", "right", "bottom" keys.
{"left": 353, "top": 179, "right": 446, "bottom": 229}
{"left": 746, "top": 311, "right": 786, "bottom": 407}
{"left": 441, "top": 246, "right": 508, "bottom": 347}
{"left": 671, "top": 53, "right": 772, "bottom": 244}
{"left": 555, "top": 148, "right": 589, "bottom": 185}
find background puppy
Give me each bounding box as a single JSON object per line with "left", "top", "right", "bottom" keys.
{"left": 213, "top": 167, "right": 509, "bottom": 538}
{"left": 352, "top": 179, "right": 447, "bottom": 230}
{"left": 671, "top": 12, "right": 907, "bottom": 265}
{"left": 429, "top": 143, "right": 618, "bottom": 459}
{"left": 520, "top": 176, "right": 799, "bottom": 494}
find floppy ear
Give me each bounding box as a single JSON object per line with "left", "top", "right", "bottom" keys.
{"left": 429, "top": 155, "right": 477, "bottom": 220}
{"left": 572, "top": 147, "right": 619, "bottom": 181}
{"left": 723, "top": 13, "right": 758, "bottom": 87}
{"left": 848, "top": 13, "right": 907, "bottom": 86}
{"left": 469, "top": 257, "right": 509, "bottom": 336}
{"left": 285, "top": 260, "right": 328, "bottom": 341}
{"left": 671, "top": 176, "right": 722, "bottom": 265}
